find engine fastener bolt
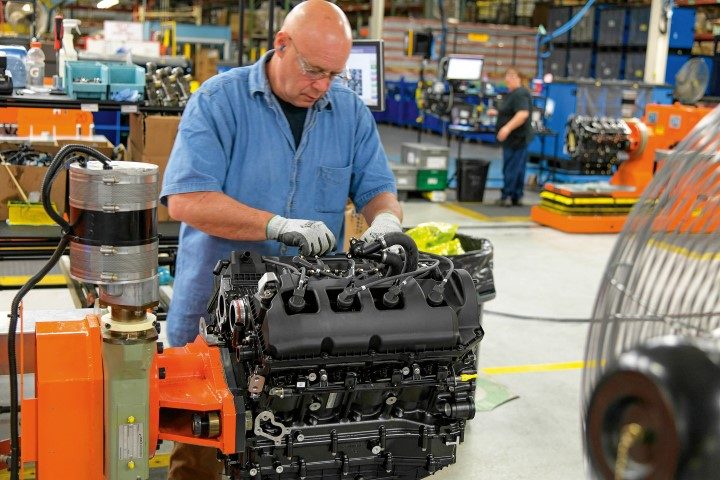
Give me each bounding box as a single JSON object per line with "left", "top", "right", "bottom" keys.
{"left": 413, "top": 367, "right": 421, "bottom": 376}
{"left": 401, "top": 367, "right": 410, "bottom": 376}
{"left": 309, "top": 402, "right": 322, "bottom": 411}
{"left": 249, "top": 467, "right": 258, "bottom": 476}
{"left": 275, "top": 464, "right": 284, "bottom": 473}
{"left": 308, "top": 372, "right": 317, "bottom": 382}
{"left": 371, "top": 446, "right": 382, "bottom": 454}
{"left": 296, "top": 433, "right": 305, "bottom": 442}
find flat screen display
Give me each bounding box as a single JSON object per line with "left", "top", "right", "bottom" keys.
{"left": 344, "top": 40, "right": 385, "bottom": 111}
{"left": 446, "top": 56, "right": 484, "bottom": 81}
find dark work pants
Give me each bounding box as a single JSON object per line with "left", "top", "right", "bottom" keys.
{"left": 501, "top": 145, "right": 529, "bottom": 201}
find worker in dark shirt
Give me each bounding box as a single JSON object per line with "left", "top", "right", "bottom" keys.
{"left": 490, "top": 67, "right": 534, "bottom": 206}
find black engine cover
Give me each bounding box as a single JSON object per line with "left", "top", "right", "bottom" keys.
{"left": 204, "top": 240, "right": 490, "bottom": 479}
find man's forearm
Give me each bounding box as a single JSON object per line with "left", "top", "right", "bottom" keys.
{"left": 361, "top": 191, "right": 403, "bottom": 225}
{"left": 167, "top": 191, "right": 274, "bottom": 241}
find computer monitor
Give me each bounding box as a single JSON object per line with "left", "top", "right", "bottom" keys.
{"left": 445, "top": 55, "right": 484, "bottom": 81}
{"left": 345, "top": 39, "right": 385, "bottom": 111}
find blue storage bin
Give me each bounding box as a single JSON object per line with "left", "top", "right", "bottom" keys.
{"left": 669, "top": 8, "right": 695, "bottom": 50}
{"left": 548, "top": 7, "right": 572, "bottom": 44}
{"left": 665, "top": 53, "right": 690, "bottom": 84}
{"left": 595, "top": 52, "right": 623, "bottom": 80}
{"left": 570, "top": 6, "right": 596, "bottom": 43}
{"left": 597, "top": 8, "right": 627, "bottom": 47}
{"left": 627, "top": 7, "right": 650, "bottom": 47}
{"left": 66, "top": 61, "right": 109, "bottom": 100}
{"left": 625, "top": 52, "right": 646, "bottom": 81}
{"left": 108, "top": 64, "right": 145, "bottom": 101}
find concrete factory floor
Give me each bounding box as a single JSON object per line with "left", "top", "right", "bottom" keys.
{"left": 0, "top": 126, "right": 617, "bottom": 479}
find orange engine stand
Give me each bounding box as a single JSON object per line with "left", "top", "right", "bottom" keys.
{"left": 532, "top": 103, "right": 713, "bottom": 233}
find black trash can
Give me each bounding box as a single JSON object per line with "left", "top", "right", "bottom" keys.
{"left": 456, "top": 158, "right": 490, "bottom": 202}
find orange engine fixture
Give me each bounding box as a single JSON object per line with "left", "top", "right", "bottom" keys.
{"left": 531, "top": 103, "right": 714, "bottom": 233}
{"left": 13, "top": 315, "right": 237, "bottom": 480}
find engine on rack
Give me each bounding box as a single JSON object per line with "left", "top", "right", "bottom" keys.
{"left": 203, "top": 233, "right": 485, "bottom": 479}
{"left": 565, "top": 115, "right": 632, "bottom": 175}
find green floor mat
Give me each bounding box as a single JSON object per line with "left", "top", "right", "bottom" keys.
{"left": 474, "top": 375, "right": 520, "bottom": 412}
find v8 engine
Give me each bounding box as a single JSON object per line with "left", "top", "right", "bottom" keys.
{"left": 203, "top": 233, "right": 486, "bottom": 479}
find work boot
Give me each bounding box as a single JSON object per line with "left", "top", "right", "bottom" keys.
{"left": 511, "top": 199, "right": 524, "bottom": 207}
{"left": 493, "top": 198, "right": 512, "bottom": 207}
{"left": 167, "top": 442, "right": 224, "bottom": 480}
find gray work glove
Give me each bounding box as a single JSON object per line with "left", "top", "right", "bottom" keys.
{"left": 360, "top": 212, "right": 403, "bottom": 243}
{"left": 267, "top": 215, "right": 336, "bottom": 256}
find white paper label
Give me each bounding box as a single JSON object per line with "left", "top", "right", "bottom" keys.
{"left": 427, "top": 178, "right": 439, "bottom": 185}
{"left": 81, "top": 104, "right": 99, "bottom": 112}
{"left": 406, "top": 152, "right": 416, "bottom": 164}
{"left": 121, "top": 104, "right": 139, "bottom": 113}
{"left": 326, "top": 392, "right": 338, "bottom": 409}
{"left": 119, "top": 423, "right": 143, "bottom": 460}
{"left": 426, "top": 156, "right": 447, "bottom": 169}
{"left": 397, "top": 177, "right": 408, "bottom": 185}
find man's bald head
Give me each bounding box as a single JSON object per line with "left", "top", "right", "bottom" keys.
{"left": 267, "top": 0, "right": 353, "bottom": 107}
{"left": 281, "top": 0, "right": 352, "bottom": 51}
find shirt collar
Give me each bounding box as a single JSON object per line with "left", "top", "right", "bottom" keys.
{"left": 248, "top": 50, "right": 332, "bottom": 111}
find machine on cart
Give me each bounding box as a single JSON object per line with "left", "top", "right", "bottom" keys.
{"left": 2, "top": 146, "right": 492, "bottom": 480}
{"left": 531, "top": 59, "right": 714, "bottom": 233}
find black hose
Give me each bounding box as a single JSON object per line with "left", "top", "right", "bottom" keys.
{"left": 41, "top": 144, "right": 113, "bottom": 230}
{"left": 381, "top": 232, "right": 419, "bottom": 272}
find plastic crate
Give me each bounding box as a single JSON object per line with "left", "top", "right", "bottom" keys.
{"left": 416, "top": 169, "right": 448, "bottom": 191}
{"left": 108, "top": 63, "right": 145, "bottom": 100}
{"left": 627, "top": 7, "right": 650, "bottom": 47}
{"left": 391, "top": 165, "right": 419, "bottom": 191}
{"left": 567, "top": 48, "right": 592, "bottom": 77}
{"left": 65, "top": 61, "right": 109, "bottom": 100}
{"left": 625, "top": 52, "right": 646, "bottom": 81}
{"left": 570, "top": 6, "right": 595, "bottom": 43}
{"left": 595, "top": 51, "right": 623, "bottom": 80}
{"left": 545, "top": 45, "right": 568, "bottom": 77}
{"left": 548, "top": 7, "right": 571, "bottom": 44}
{"left": 597, "top": 8, "right": 627, "bottom": 47}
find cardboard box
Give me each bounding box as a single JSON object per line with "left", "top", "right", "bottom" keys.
{"left": 56, "top": 138, "right": 115, "bottom": 158}
{"left": 0, "top": 164, "right": 66, "bottom": 222}
{"left": 194, "top": 49, "right": 219, "bottom": 84}
{"left": 128, "top": 113, "right": 182, "bottom": 222}
{"left": 343, "top": 202, "right": 368, "bottom": 252}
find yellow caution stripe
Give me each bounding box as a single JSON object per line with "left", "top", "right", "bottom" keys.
{"left": 0, "top": 275, "right": 66, "bottom": 288}
{"left": 483, "top": 359, "right": 602, "bottom": 375}
{"left": 647, "top": 238, "right": 720, "bottom": 261}
{"left": 539, "top": 201, "right": 633, "bottom": 215}
{"left": 540, "top": 191, "right": 638, "bottom": 206}
{"left": 441, "top": 202, "right": 530, "bottom": 222}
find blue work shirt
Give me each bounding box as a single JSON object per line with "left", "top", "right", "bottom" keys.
{"left": 160, "top": 51, "right": 396, "bottom": 346}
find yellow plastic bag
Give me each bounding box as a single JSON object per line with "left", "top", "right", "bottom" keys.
{"left": 425, "top": 238, "right": 465, "bottom": 256}
{"left": 406, "top": 222, "right": 465, "bottom": 255}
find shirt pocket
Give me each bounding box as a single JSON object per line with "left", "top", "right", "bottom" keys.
{"left": 315, "top": 165, "right": 352, "bottom": 213}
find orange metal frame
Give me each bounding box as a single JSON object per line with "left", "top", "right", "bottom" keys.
{"left": 0, "top": 108, "right": 94, "bottom": 137}
{"left": 12, "top": 318, "right": 236, "bottom": 478}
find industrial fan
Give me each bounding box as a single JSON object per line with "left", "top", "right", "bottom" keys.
{"left": 582, "top": 104, "right": 720, "bottom": 479}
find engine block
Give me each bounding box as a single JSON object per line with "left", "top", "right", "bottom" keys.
{"left": 566, "top": 115, "right": 632, "bottom": 175}
{"left": 203, "top": 235, "right": 487, "bottom": 479}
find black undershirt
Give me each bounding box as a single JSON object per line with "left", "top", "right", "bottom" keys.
{"left": 276, "top": 95, "right": 308, "bottom": 149}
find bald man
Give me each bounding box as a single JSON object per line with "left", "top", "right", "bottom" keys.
{"left": 161, "top": 2, "right": 402, "bottom": 477}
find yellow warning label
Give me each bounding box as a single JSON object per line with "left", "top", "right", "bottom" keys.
{"left": 468, "top": 33, "right": 490, "bottom": 43}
